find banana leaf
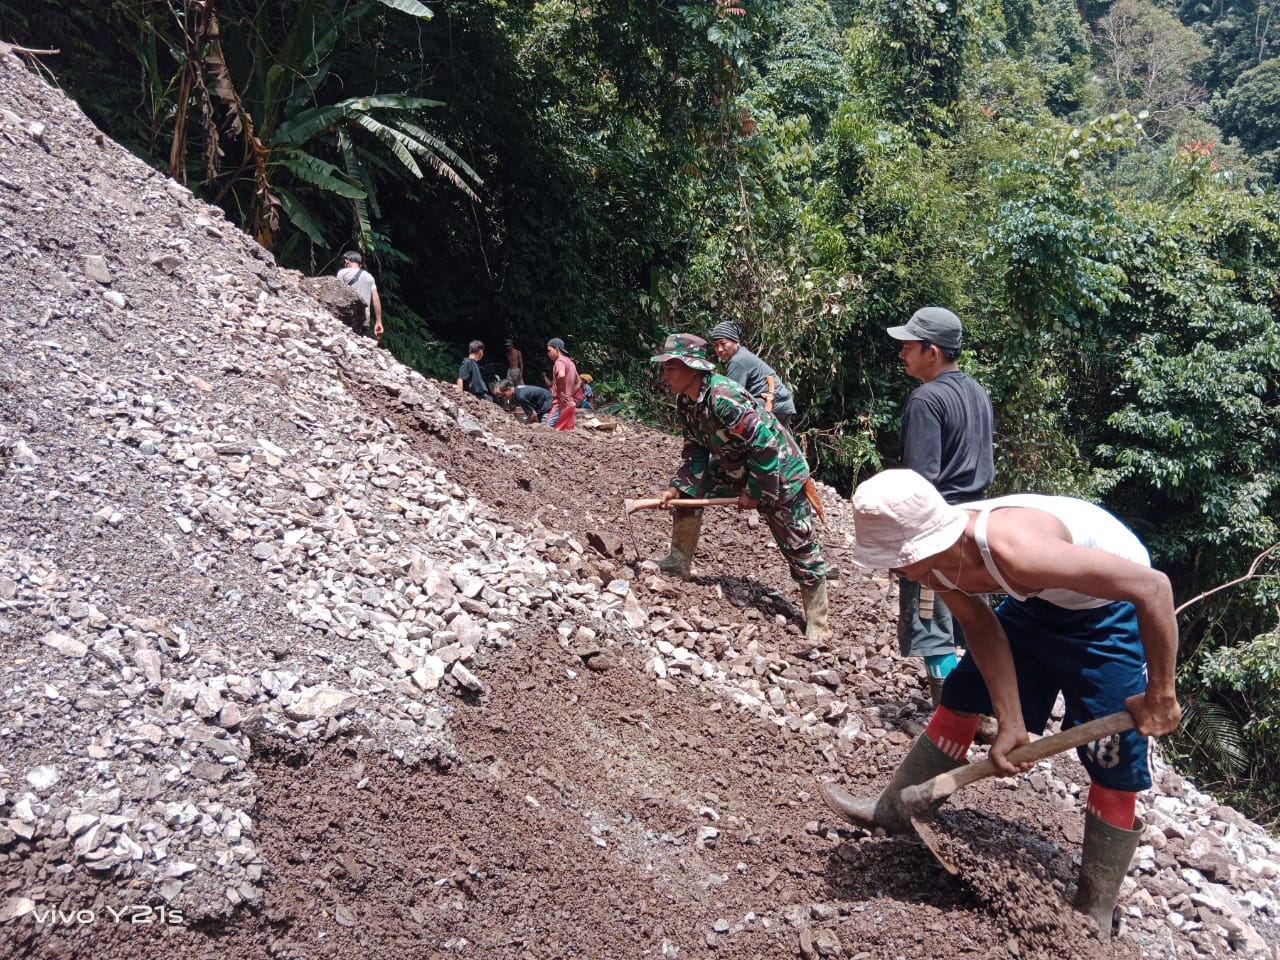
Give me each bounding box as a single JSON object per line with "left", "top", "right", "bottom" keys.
{"left": 276, "top": 149, "right": 367, "bottom": 198}
{"left": 374, "top": 0, "right": 433, "bottom": 18}
{"left": 276, "top": 187, "right": 330, "bottom": 246}
{"left": 273, "top": 95, "right": 444, "bottom": 145}
{"left": 396, "top": 122, "right": 483, "bottom": 183}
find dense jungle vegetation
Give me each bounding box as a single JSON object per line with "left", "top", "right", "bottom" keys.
{"left": 3, "top": 0, "right": 1279, "bottom": 824}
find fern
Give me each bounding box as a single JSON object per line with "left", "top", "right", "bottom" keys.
{"left": 1181, "top": 700, "right": 1247, "bottom": 778}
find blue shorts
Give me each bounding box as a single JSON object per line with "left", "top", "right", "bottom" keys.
{"left": 940, "top": 597, "right": 1152, "bottom": 792}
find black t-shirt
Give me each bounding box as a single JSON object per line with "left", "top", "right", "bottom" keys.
{"left": 458, "top": 357, "right": 489, "bottom": 397}
{"left": 902, "top": 369, "right": 994, "bottom": 503}
{"left": 514, "top": 385, "right": 552, "bottom": 419}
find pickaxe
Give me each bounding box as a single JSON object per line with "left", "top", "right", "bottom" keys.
{"left": 623, "top": 496, "right": 739, "bottom": 516}
{"left": 900, "top": 710, "right": 1135, "bottom": 875}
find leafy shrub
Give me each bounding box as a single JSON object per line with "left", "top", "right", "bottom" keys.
{"left": 1168, "top": 627, "right": 1280, "bottom": 827}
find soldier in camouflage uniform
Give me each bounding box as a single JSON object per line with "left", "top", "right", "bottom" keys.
{"left": 648, "top": 333, "right": 831, "bottom": 641}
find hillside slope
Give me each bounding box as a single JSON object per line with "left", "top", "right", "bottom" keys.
{"left": 0, "top": 46, "right": 1277, "bottom": 960}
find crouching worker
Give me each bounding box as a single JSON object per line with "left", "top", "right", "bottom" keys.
{"left": 493, "top": 379, "right": 552, "bottom": 424}
{"left": 648, "top": 333, "right": 831, "bottom": 641}
{"left": 820, "top": 469, "right": 1181, "bottom": 933}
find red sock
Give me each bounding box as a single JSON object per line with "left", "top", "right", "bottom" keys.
{"left": 1086, "top": 783, "right": 1137, "bottom": 828}
{"left": 924, "top": 707, "right": 980, "bottom": 761}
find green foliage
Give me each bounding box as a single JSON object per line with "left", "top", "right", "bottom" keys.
{"left": 30, "top": 0, "right": 479, "bottom": 278}
{"left": 985, "top": 114, "right": 1140, "bottom": 338}
{"left": 1091, "top": 169, "right": 1280, "bottom": 613}
{"left": 1092, "top": 0, "right": 1209, "bottom": 134}
{"left": 1177, "top": 0, "right": 1278, "bottom": 94}
{"left": 1167, "top": 628, "right": 1280, "bottom": 826}
{"left": 200, "top": 2, "right": 478, "bottom": 250}
{"left": 1214, "top": 57, "right": 1280, "bottom": 178}
{"left": 975, "top": 113, "right": 1144, "bottom": 490}
{"left": 1097, "top": 302, "right": 1280, "bottom": 564}
{"left": 752, "top": 1, "right": 846, "bottom": 135}
{"left": 986, "top": 0, "right": 1094, "bottom": 116}
{"left": 844, "top": 0, "right": 980, "bottom": 132}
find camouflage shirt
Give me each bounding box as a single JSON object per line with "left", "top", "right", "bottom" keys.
{"left": 672, "top": 372, "right": 809, "bottom": 506}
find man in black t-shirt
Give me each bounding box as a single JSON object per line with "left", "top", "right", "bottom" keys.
{"left": 456, "top": 340, "right": 491, "bottom": 400}
{"left": 887, "top": 307, "right": 994, "bottom": 707}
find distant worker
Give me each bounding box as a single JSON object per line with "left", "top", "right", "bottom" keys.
{"left": 577, "top": 374, "right": 595, "bottom": 410}
{"left": 493, "top": 379, "right": 552, "bottom": 423}
{"left": 647, "top": 333, "right": 830, "bottom": 641}
{"left": 888, "top": 306, "right": 994, "bottom": 710}
{"left": 545, "top": 337, "right": 580, "bottom": 431}
{"left": 709, "top": 321, "right": 797, "bottom": 430}
{"left": 456, "top": 340, "right": 491, "bottom": 400}
{"left": 504, "top": 339, "right": 525, "bottom": 386}
{"left": 336, "top": 250, "right": 384, "bottom": 340}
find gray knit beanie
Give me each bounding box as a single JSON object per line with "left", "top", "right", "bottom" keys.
{"left": 709, "top": 321, "right": 741, "bottom": 343}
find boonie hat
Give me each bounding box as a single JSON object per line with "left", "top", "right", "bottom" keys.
{"left": 650, "top": 333, "right": 715, "bottom": 372}
{"left": 342, "top": 250, "right": 363, "bottom": 264}
{"left": 850, "top": 469, "right": 968, "bottom": 569}
{"left": 887, "top": 306, "right": 962, "bottom": 351}
{"left": 547, "top": 337, "right": 566, "bottom": 350}
{"left": 709, "top": 321, "right": 741, "bottom": 343}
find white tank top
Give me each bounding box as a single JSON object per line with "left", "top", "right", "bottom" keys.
{"left": 930, "top": 494, "right": 1150, "bottom": 610}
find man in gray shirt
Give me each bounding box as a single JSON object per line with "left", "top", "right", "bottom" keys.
{"left": 709, "top": 322, "right": 797, "bottom": 429}
{"left": 888, "top": 306, "right": 994, "bottom": 707}
{"left": 493, "top": 379, "right": 552, "bottom": 423}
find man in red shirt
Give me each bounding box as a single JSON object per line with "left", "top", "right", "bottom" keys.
{"left": 546, "top": 338, "right": 579, "bottom": 431}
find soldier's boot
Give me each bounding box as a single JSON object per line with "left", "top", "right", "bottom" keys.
{"left": 1073, "top": 812, "right": 1143, "bottom": 935}
{"left": 819, "top": 735, "right": 965, "bottom": 834}
{"left": 657, "top": 511, "right": 703, "bottom": 580}
{"left": 801, "top": 578, "right": 833, "bottom": 642}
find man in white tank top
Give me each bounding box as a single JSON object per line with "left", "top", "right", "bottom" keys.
{"left": 820, "top": 469, "right": 1181, "bottom": 934}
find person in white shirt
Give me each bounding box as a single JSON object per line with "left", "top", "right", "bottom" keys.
{"left": 821, "top": 469, "right": 1180, "bottom": 934}
{"left": 336, "top": 250, "right": 383, "bottom": 339}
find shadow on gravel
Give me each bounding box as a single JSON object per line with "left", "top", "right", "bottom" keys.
{"left": 702, "top": 574, "right": 805, "bottom": 625}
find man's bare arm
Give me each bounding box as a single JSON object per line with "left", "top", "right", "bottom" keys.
{"left": 987, "top": 512, "right": 1181, "bottom": 738}
{"left": 942, "top": 590, "right": 1034, "bottom": 775}
{"left": 371, "top": 288, "right": 384, "bottom": 337}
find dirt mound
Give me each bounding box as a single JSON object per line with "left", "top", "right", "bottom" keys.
{"left": 0, "top": 45, "right": 1276, "bottom": 960}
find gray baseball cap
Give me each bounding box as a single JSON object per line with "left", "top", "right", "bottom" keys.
{"left": 887, "top": 307, "right": 962, "bottom": 351}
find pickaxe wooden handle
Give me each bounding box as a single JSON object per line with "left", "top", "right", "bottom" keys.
{"left": 902, "top": 710, "right": 1135, "bottom": 876}
{"left": 623, "top": 497, "right": 740, "bottom": 516}
{"left": 902, "top": 710, "right": 1135, "bottom": 815}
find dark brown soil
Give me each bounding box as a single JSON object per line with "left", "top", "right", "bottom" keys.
{"left": 10, "top": 392, "right": 1152, "bottom": 960}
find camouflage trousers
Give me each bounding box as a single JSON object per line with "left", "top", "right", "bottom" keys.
{"left": 679, "top": 463, "right": 826, "bottom": 587}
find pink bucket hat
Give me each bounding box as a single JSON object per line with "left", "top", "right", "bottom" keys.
{"left": 850, "top": 469, "right": 968, "bottom": 568}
